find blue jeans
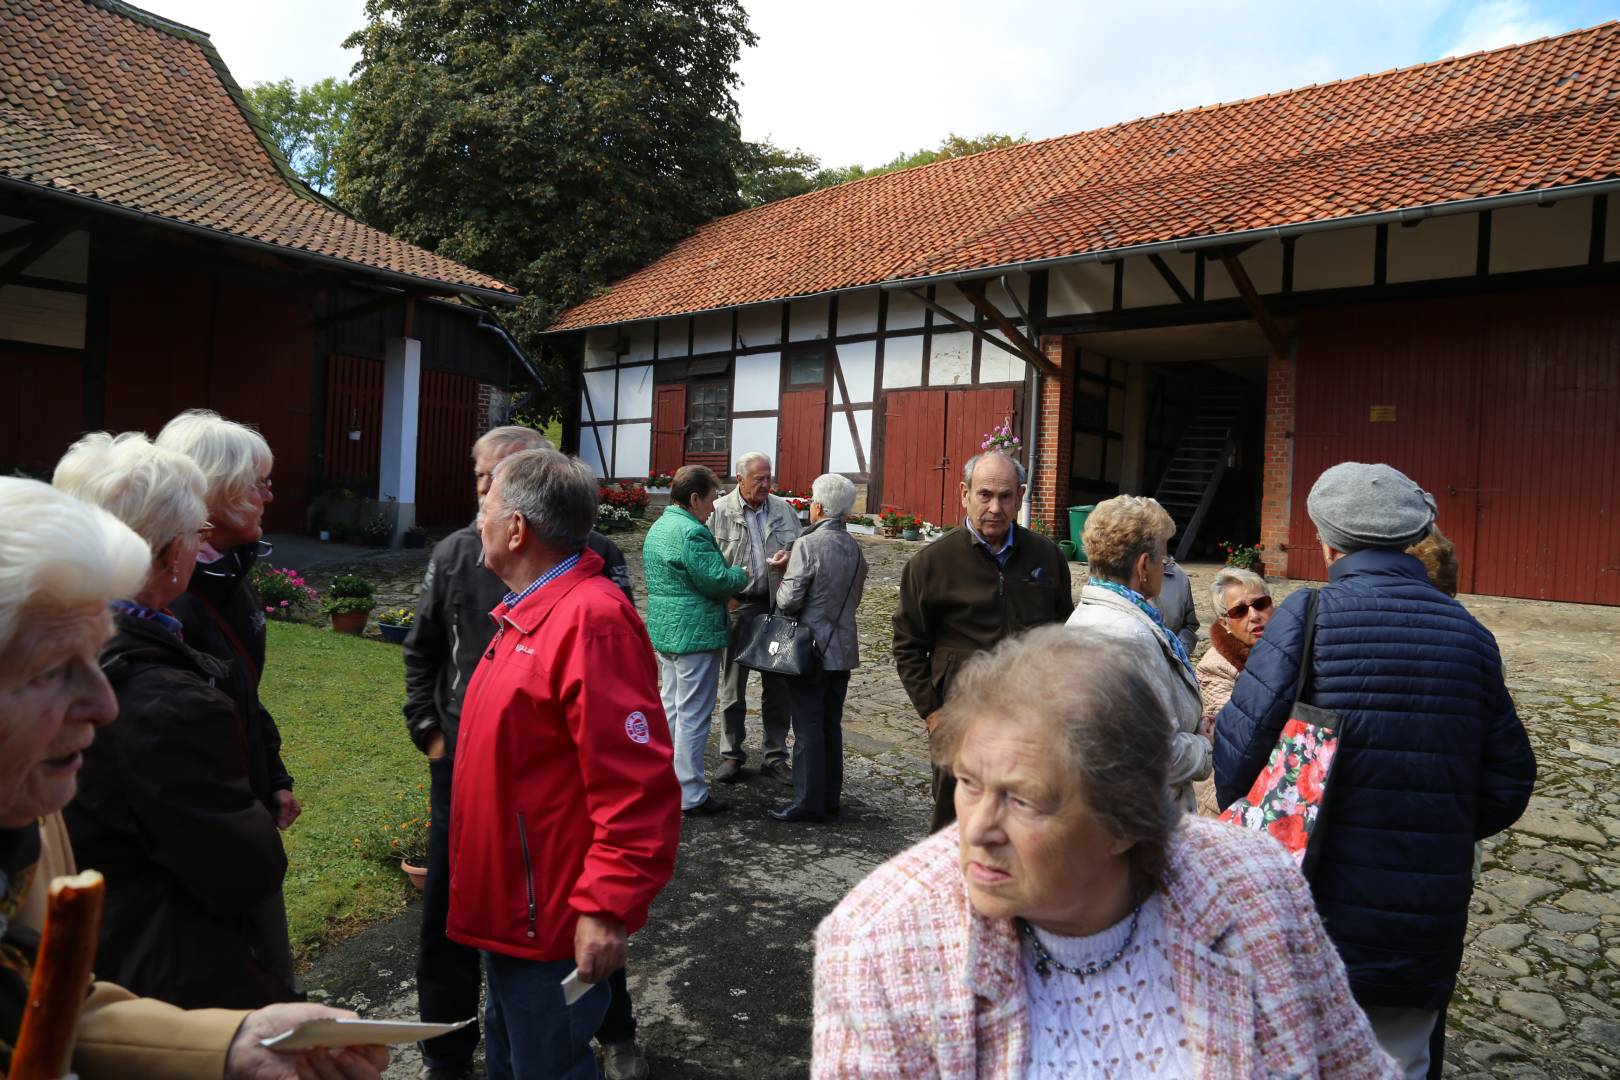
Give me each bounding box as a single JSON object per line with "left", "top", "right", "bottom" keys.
{"left": 482, "top": 952, "right": 610, "bottom": 1080}
{"left": 657, "top": 649, "right": 723, "bottom": 809}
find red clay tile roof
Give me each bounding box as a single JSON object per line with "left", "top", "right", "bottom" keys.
{"left": 0, "top": 0, "right": 517, "bottom": 300}
{"left": 550, "top": 21, "right": 1620, "bottom": 332}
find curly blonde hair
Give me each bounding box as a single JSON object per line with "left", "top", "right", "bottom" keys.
{"left": 1407, "top": 525, "right": 1459, "bottom": 598}
{"left": 1081, "top": 495, "right": 1175, "bottom": 582}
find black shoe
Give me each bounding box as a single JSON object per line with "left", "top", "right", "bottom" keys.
{"left": 684, "top": 794, "right": 730, "bottom": 816}
{"left": 769, "top": 804, "right": 825, "bottom": 823}
{"left": 761, "top": 760, "right": 794, "bottom": 787}
{"left": 715, "top": 758, "right": 745, "bottom": 784}
{"left": 824, "top": 804, "right": 842, "bottom": 817}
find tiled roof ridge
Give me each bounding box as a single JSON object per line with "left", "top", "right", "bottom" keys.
{"left": 81, "top": 0, "right": 332, "bottom": 208}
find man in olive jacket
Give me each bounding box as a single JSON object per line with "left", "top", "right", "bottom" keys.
{"left": 892, "top": 451, "right": 1073, "bottom": 831}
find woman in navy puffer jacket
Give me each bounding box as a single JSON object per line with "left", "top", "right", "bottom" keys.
{"left": 1214, "top": 463, "right": 1535, "bottom": 1076}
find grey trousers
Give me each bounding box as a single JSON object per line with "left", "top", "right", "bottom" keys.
{"left": 719, "top": 598, "right": 790, "bottom": 765}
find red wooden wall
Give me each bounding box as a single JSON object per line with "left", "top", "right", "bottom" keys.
{"left": 1288, "top": 284, "right": 1620, "bottom": 605}
{"left": 1, "top": 350, "right": 83, "bottom": 475}
{"left": 416, "top": 369, "right": 479, "bottom": 526}
{"left": 323, "top": 354, "right": 384, "bottom": 482}
{"left": 881, "top": 387, "right": 1017, "bottom": 525}
{"left": 776, "top": 388, "right": 826, "bottom": 495}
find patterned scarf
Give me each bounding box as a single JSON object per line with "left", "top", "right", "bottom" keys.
{"left": 1088, "top": 578, "right": 1194, "bottom": 675}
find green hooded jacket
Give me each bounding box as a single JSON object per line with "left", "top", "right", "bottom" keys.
{"left": 642, "top": 505, "right": 748, "bottom": 654}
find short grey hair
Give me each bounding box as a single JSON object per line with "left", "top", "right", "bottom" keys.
{"left": 155, "top": 409, "right": 272, "bottom": 529}
{"left": 961, "top": 451, "right": 1027, "bottom": 488}
{"left": 0, "top": 478, "right": 150, "bottom": 659}
{"left": 53, "top": 432, "right": 209, "bottom": 558}
{"left": 1210, "top": 566, "right": 1269, "bottom": 618}
{"left": 933, "top": 625, "right": 1181, "bottom": 892}
{"left": 474, "top": 425, "right": 553, "bottom": 460}
{"left": 809, "top": 473, "right": 856, "bottom": 520}
{"left": 735, "top": 451, "right": 772, "bottom": 478}
{"left": 492, "top": 449, "right": 596, "bottom": 552}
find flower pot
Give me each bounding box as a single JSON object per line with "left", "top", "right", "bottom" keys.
{"left": 1058, "top": 539, "right": 1077, "bottom": 561}
{"left": 330, "top": 610, "right": 369, "bottom": 635}
{"left": 646, "top": 486, "right": 670, "bottom": 496}
{"left": 378, "top": 622, "right": 410, "bottom": 645}
{"left": 629, "top": 505, "right": 645, "bottom": 519}
{"left": 846, "top": 523, "right": 876, "bottom": 536}
{"left": 1254, "top": 559, "right": 1267, "bottom": 579}
{"left": 901, "top": 527, "right": 921, "bottom": 541}
{"left": 401, "top": 858, "right": 427, "bottom": 891}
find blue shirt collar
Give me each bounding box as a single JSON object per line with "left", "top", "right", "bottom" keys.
{"left": 964, "top": 519, "right": 1016, "bottom": 565}
{"left": 501, "top": 552, "right": 582, "bottom": 610}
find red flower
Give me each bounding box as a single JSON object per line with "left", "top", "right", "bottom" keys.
{"left": 1296, "top": 759, "right": 1324, "bottom": 804}
{"left": 1267, "top": 812, "right": 1308, "bottom": 853}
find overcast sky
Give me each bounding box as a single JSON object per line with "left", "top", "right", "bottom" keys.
{"left": 152, "top": 0, "right": 1615, "bottom": 169}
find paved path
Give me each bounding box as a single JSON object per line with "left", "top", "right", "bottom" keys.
{"left": 283, "top": 528, "right": 1620, "bottom": 1077}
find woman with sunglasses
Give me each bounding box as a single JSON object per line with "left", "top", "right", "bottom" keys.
{"left": 1192, "top": 567, "right": 1273, "bottom": 815}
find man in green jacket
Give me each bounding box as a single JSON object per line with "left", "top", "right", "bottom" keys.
{"left": 642, "top": 465, "right": 752, "bottom": 815}
{"left": 892, "top": 451, "right": 1074, "bottom": 832}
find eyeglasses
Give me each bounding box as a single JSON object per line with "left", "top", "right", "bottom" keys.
{"left": 255, "top": 477, "right": 273, "bottom": 493}
{"left": 1224, "top": 595, "right": 1273, "bottom": 620}
{"left": 197, "top": 521, "right": 215, "bottom": 536}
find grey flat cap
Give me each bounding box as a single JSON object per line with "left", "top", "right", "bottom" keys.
{"left": 1307, "top": 462, "right": 1437, "bottom": 554}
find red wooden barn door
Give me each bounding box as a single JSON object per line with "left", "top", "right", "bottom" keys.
{"left": 882, "top": 390, "right": 949, "bottom": 525}
{"left": 776, "top": 388, "right": 826, "bottom": 496}
{"left": 324, "top": 354, "right": 384, "bottom": 484}
{"left": 947, "top": 387, "right": 1018, "bottom": 497}
{"left": 1, "top": 350, "right": 83, "bottom": 474}
{"left": 652, "top": 385, "right": 686, "bottom": 477}
{"left": 416, "top": 370, "right": 479, "bottom": 527}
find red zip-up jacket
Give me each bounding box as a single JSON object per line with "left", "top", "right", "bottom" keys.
{"left": 447, "top": 547, "right": 681, "bottom": 961}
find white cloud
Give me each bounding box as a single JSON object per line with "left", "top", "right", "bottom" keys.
{"left": 1439, "top": 0, "right": 1564, "bottom": 57}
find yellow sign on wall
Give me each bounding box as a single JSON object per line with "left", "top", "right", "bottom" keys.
{"left": 1369, "top": 405, "right": 1397, "bottom": 422}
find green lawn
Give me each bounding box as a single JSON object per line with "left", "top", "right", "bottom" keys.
{"left": 260, "top": 620, "right": 427, "bottom": 963}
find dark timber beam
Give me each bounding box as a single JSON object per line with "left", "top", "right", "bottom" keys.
{"left": 0, "top": 224, "right": 70, "bottom": 290}
{"left": 1216, "top": 250, "right": 1289, "bottom": 358}
{"left": 1146, "top": 253, "right": 1193, "bottom": 305}
{"left": 315, "top": 289, "right": 440, "bottom": 329}
{"left": 946, "top": 281, "right": 1060, "bottom": 378}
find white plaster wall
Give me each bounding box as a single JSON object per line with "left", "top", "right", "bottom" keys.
{"left": 731, "top": 417, "right": 778, "bottom": 464}
{"left": 1047, "top": 262, "right": 1114, "bottom": 316}
{"left": 624, "top": 323, "right": 656, "bottom": 363}
{"left": 584, "top": 328, "right": 617, "bottom": 369}
{"left": 1293, "top": 226, "right": 1377, "bottom": 291}
{"left": 881, "top": 334, "right": 925, "bottom": 387}
{"left": 834, "top": 340, "right": 876, "bottom": 403}
{"left": 0, "top": 286, "right": 85, "bottom": 349}
{"left": 579, "top": 425, "right": 614, "bottom": 478}
{"left": 978, "top": 332, "right": 1023, "bottom": 384}
{"left": 1492, "top": 199, "right": 1591, "bottom": 273}
{"left": 736, "top": 304, "right": 782, "bottom": 349}
{"left": 928, "top": 330, "right": 973, "bottom": 385}
{"left": 693, "top": 311, "right": 731, "bottom": 355}
{"left": 733, "top": 351, "right": 781, "bottom": 412}
{"left": 1387, "top": 213, "right": 1475, "bottom": 283}
{"left": 657, "top": 317, "right": 690, "bottom": 357}
{"left": 583, "top": 369, "right": 616, "bottom": 421}
{"left": 790, "top": 296, "right": 831, "bottom": 340}
{"left": 934, "top": 283, "right": 978, "bottom": 323}
{"left": 886, "top": 289, "right": 928, "bottom": 330}
{"left": 838, "top": 289, "right": 881, "bottom": 336}
{"left": 615, "top": 423, "right": 651, "bottom": 478}
{"left": 617, "top": 364, "right": 654, "bottom": 419}
{"left": 1122, "top": 257, "right": 1176, "bottom": 308}
{"left": 1205, "top": 240, "right": 1284, "bottom": 299}
{"left": 829, "top": 409, "right": 872, "bottom": 474}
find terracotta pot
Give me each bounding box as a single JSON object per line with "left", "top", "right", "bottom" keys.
{"left": 401, "top": 859, "right": 427, "bottom": 891}
{"left": 330, "top": 609, "right": 369, "bottom": 635}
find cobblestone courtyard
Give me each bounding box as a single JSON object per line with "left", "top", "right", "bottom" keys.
{"left": 292, "top": 525, "right": 1620, "bottom": 1077}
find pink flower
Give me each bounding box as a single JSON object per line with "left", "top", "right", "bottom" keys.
{"left": 264, "top": 606, "right": 274, "bottom": 613}
{"left": 280, "top": 600, "right": 290, "bottom": 607}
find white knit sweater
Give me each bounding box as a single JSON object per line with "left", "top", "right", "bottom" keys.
{"left": 1021, "top": 894, "right": 1191, "bottom": 1077}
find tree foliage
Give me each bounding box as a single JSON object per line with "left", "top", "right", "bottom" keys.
{"left": 243, "top": 77, "right": 353, "bottom": 194}
{"left": 735, "top": 131, "right": 1028, "bottom": 207}
{"left": 338, "top": 0, "right": 755, "bottom": 418}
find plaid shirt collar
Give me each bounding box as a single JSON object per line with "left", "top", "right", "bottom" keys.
{"left": 500, "top": 553, "right": 581, "bottom": 611}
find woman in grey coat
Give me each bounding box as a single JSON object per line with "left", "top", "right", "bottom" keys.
{"left": 770, "top": 473, "right": 869, "bottom": 822}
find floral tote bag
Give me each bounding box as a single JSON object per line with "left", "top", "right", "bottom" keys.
{"left": 1219, "top": 590, "right": 1341, "bottom": 877}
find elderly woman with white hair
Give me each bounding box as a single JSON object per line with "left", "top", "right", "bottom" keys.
{"left": 1066, "top": 495, "right": 1208, "bottom": 811}
{"left": 0, "top": 476, "right": 388, "bottom": 1078}
{"left": 53, "top": 433, "right": 295, "bottom": 1010}
{"left": 813, "top": 626, "right": 1397, "bottom": 1078}
{"left": 1191, "top": 566, "right": 1273, "bottom": 816}
{"left": 769, "top": 473, "right": 869, "bottom": 823}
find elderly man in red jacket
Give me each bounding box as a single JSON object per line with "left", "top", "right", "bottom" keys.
{"left": 448, "top": 449, "right": 681, "bottom": 1080}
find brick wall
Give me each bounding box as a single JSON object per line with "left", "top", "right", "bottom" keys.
{"left": 1259, "top": 349, "right": 1295, "bottom": 561}
{"left": 1029, "top": 335, "right": 1076, "bottom": 540}
{"left": 476, "top": 382, "right": 508, "bottom": 435}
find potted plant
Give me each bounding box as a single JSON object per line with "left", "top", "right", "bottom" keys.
{"left": 901, "top": 515, "right": 922, "bottom": 541}
{"left": 378, "top": 607, "right": 414, "bottom": 644}
{"left": 361, "top": 511, "right": 392, "bottom": 549}
{"left": 323, "top": 573, "right": 375, "bottom": 634}
{"left": 617, "top": 482, "right": 649, "bottom": 519}
{"left": 1219, "top": 540, "right": 1266, "bottom": 578}
{"left": 787, "top": 494, "right": 811, "bottom": 522}
{"left": 249, "top": 564, "right": 317, "bottom": 620}
{"left": 980, "top": 416, "right": 1022, "bottom": 456}
{"left": 362, "top": 785, "right": 431, "bottom": 890}
{"left": 645, "top": 474, "right": 672, "bottom": 495}
{"left": 596, "top": 503, "right": 632, "bottom": 533}
{"left": 402, "top": 524, "right": 429, "bottom": 550}
{"left": 846, "top": 515, "right": 876, "bottom": 536}
{"left": 878, "top": 505, "right": 909, "bottom": 538}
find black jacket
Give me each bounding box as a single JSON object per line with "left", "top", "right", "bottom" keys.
{"left": 1214, "top": 548, "right": 1536, "bottom": 1010}
{"left": 64, "top": 614, "right": 295, "bottom": 1010}
{"left": 892, "top": 524, "right": 1073, "bottom": 719}
{"left": 403, "top": 526, "right": 633, "bottom": 756}
{"left": 167, "top": 543, "right": 293, "bottom": 805}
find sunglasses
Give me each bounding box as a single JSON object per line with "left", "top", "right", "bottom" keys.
{"left": 1224, "top": 595, "right": 1274, "bottom": 620}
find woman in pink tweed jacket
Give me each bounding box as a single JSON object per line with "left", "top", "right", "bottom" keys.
{"left": 814, "top": 627, "right": 1396, "bottom": 1079}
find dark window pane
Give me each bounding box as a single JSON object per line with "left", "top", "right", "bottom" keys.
{"left": 790, "top": 353, "right": 825, "bottom": 385}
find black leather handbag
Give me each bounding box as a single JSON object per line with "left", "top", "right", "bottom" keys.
{"left": 734, "top": 554, "right": 858, "bottom": 678}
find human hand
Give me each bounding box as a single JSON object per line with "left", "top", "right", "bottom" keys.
{"left": 425, "top": 730, "right": 447, "bottom": 761}
{"left": 1200, "top": 715, "right": 1216, "bottom": 742}
{"left": 727, "top": 597, "right": 741, "bottom": 613}
{"left": 274, "top": 790, "right": 302, "bottom": 830}
{"left": 766, "top": 549, "right": 790, "bottom": 570}
{"left": 574, "top": 913, "right": 627, "bottom": 984}
{"left": 226, "top": 1002, "right": 389, "bottom": 1080}
{"left": 926, "top": 709, "right": 943, "bottom": 734}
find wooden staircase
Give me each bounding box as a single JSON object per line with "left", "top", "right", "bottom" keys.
{"left": 1153, "top": 383, "right": 1249, "bottom": 561}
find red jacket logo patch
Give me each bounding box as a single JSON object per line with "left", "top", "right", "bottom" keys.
{"left": 625, "top": 710, "right": 651, "bottom": 744}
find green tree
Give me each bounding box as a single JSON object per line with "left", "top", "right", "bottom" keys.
{"left": 735, "top": 131, "right": 1028, "bottom": 206}
{"left": 338, "top": 0, "right": 755, "bottom": 418}
{"left": 243, "top": 77, "right": 353, "bottom": 194}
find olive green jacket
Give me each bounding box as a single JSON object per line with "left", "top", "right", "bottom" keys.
{"left": 642, "top": 505, "right": 749, "bottom": 654}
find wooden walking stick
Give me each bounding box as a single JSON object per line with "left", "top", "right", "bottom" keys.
{"left": 10, "top": 870, "right": 105, "bottom": 1080}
